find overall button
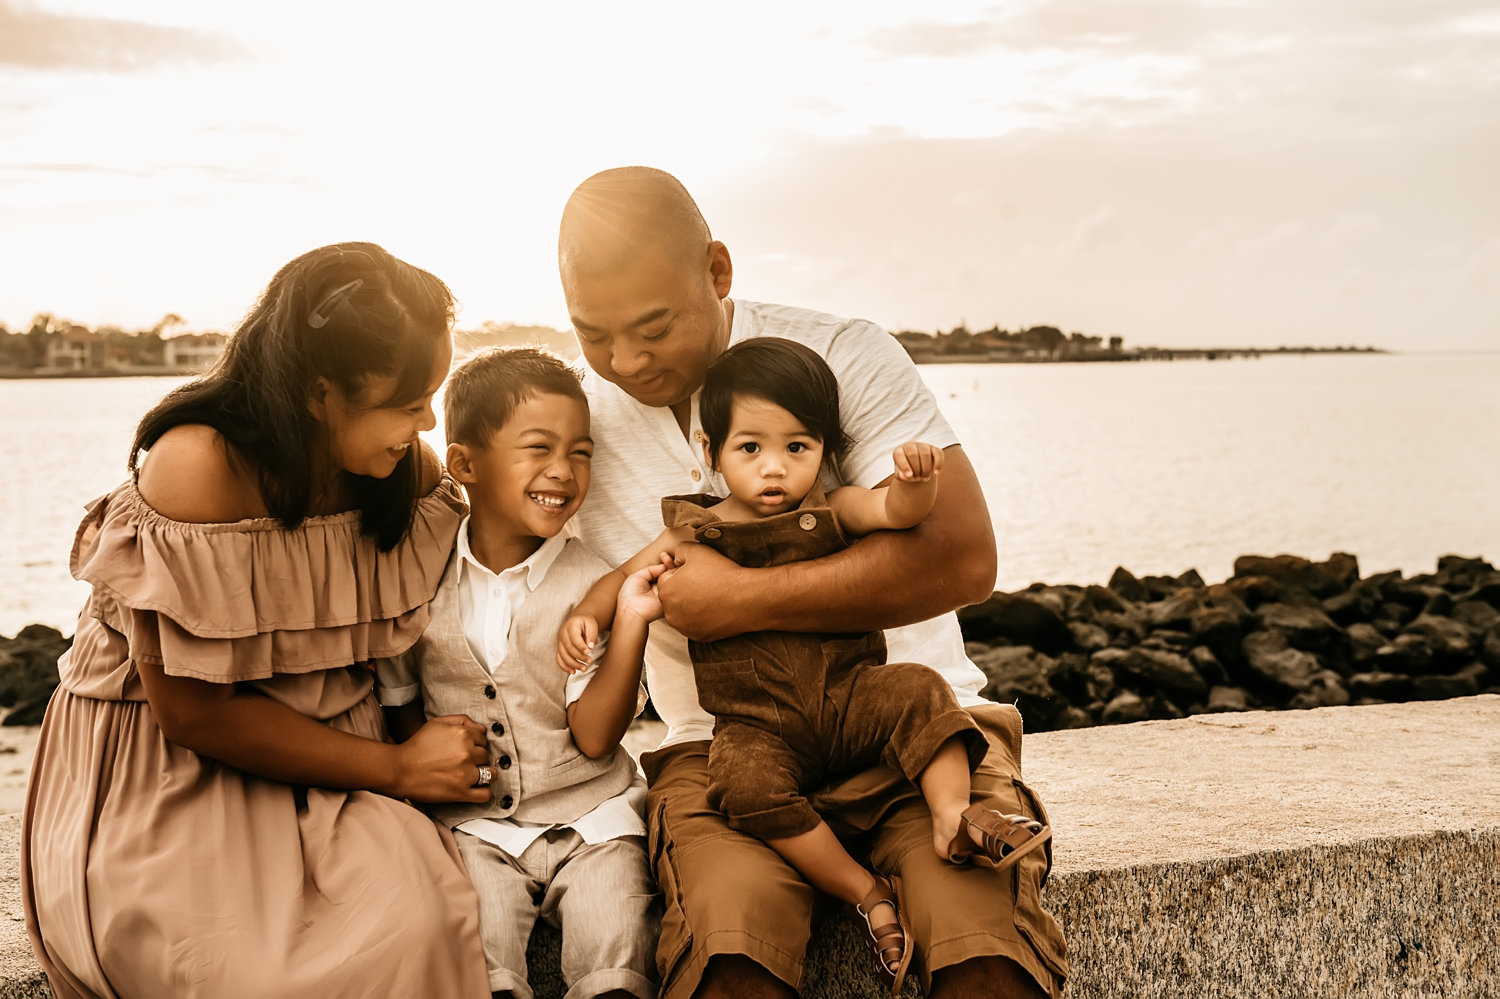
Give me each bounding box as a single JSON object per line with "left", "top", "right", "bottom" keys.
{"left": 703, "top": 527, "right": 721, "bottom": 539}
{"left": 500, "top": 794, "right": 514, "bottom": 809}
{"left": 491, "top": 722, "right": 505, "bottom": 736}
{"left": 483, "top": 684, "right": 496, "bottom": 699}
{"left": 498, "top": 755, "right": 512, "bottom": 770}
{"left": 799, "top": 513, "right": 817, "bottom": 531}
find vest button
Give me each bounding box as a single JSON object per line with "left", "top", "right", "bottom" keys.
{"left": 799, "top": 513, "right": 817, "bottom": 531}
{"left": 491, "top": 722, "right": 504, "bottom": 736}
{"left": 483, "top": 684, "right": 496, "bottom": 699}
{"left": 498, "top": 755, "right": 512, "bottom": 770}
{"left": 500, "top": 794, "right": 514, "bottom": 809}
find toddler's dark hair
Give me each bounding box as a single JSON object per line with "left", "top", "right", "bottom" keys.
{"left": 444, "top": 347, "right": 586, "bottom": 447}
{"left": 699, "top": 337, "right": 853, "bottom": 469}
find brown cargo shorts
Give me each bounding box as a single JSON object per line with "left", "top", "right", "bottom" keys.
{"left": 641, "top": 701, "right": 1068, "bottom": 998}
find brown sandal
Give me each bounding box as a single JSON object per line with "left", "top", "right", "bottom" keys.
{"left": 854, "top": 874, "right": 913, "bottom": 995}
{"left": 947, "top": 803, "right": 1051, "bottom": 870}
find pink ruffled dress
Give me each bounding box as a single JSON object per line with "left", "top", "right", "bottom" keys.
{"left": 22, "top": 477, "right": 491, "bottom": 999}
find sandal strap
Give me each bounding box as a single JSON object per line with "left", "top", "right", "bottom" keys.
{"left": 962, "top": 805, "right": 1044, "bottom": 857}
{"left": 857, "top": 885, "right": 906, "bottom": 970}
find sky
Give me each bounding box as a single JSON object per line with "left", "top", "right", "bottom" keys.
{"left": 2, "top": 0, "right": 1497, "bottom": 350}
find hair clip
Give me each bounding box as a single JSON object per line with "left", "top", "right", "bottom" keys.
{"left": 307, "top": 279, "right": 364, "bottom": 329}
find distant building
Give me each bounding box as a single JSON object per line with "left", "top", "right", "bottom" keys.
{"left": 164, "top": 333, "right": 228, "bottom": 371}
{"left": 45, "top": 326, "right": 107, "bottom": 370}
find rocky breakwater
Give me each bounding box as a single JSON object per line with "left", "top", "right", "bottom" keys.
{"left": 958, "top": 554, "right": 1500, "bottom": 731}
{"left": 0, "top": 625, "right": 69, "bottom": 725}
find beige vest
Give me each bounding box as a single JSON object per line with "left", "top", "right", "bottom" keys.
{"left": 416, "top": 540, "right": 637, "bottom": 829}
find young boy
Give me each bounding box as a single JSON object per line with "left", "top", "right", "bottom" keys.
{"left": 377, "top": 347, "right": 661, "bottom": 999}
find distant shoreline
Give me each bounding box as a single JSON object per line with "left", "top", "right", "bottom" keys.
{"left": 909, "top": 345, "right": 1391, "bottom": 364}
{"left": 0, "top": 366, "right": 201, "bottom": 380}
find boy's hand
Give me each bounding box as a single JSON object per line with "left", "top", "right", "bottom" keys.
{"left": 893, "top": 441, "right": 944, "bottom": 482}
{"left": 558, "top": 613, "right": 600, "bottom": 674}
{"left": 618, "top": 560, "right": 668, "bottom": 625}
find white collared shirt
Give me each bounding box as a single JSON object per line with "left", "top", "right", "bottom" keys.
{"left": 385, "top": 518, "right": 647, "bottom": 854}
{"left": 572, "top": 299, "right": 991, "bottom": 749}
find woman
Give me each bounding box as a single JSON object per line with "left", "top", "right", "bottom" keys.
{"left": 23, "top": 243, "right": 493, "bottom": 998}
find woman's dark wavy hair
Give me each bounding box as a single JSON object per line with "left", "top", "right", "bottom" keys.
{"left": 699, "top": 337, "right": 854, "bottom": 470}
{"left": 131, "top": 242, "right": 455, "bottom": 550}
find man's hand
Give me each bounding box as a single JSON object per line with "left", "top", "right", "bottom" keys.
{"left": 655, "top": 542, "right": 757, "bottom": 641}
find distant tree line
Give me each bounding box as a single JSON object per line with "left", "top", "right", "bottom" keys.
{"left": 892, "top": 324, "right": 1126, "bottom": 361}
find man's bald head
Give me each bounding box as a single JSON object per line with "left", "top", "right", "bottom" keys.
{"left": 559, "top": 166, "right": 713, "bottom": 278}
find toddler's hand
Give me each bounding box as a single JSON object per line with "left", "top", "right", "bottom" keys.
{"left": 618, "top": 561, "right": 667, "bottom": 625}
{"left": 893, "top": 441, "right": 944, "bottom": 482}
{"left": 557, "top": 614, "right": 599, "bottom": 674}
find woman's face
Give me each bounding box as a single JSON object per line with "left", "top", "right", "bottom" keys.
{"left": 312, "top": 336, "right": 452, "bottom": 480}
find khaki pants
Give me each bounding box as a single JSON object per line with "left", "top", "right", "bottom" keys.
{"left": 454, "top": 828, "right": 659, "bottom": 999}
{"left": 642, "top": 702, "right": 1069, "bottom": 999}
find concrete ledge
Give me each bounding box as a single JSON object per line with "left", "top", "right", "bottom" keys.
{"left": 5, "top": 695, "right": 1497, "bottom": 997}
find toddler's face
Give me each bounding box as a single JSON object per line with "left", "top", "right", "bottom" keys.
{"left": 709, "top": 395, "right": 824, "bottom": 518}
{"left": 455, "top": 392, "right": 592, "bottom": 539}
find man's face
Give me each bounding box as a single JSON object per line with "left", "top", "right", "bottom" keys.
{"left": 562, "top": 242, "right": 729, "bottom": 410}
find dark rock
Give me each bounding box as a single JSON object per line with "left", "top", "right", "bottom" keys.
{"left": 1206, "top": 686, "right": 1250, "bottom": 712}
{"left": 1176, "top": 568, "right": 1206, "bottom": 588}
{"left": 959, "top": 593, "right": 1072, "bottom": 654}
{"left": 2, "top": 691, "right": 51, "bottom": 726}
{"left": 1067, "top": 621, "right": 1110, "bottom": 653}
{"left": 1384, "top": 581, "right": 1441, "bottom": 612}
{"left": 1421, "top": 591, "right": 1454, "bottom": 617}
{"left": 1455, "top": 572, "right": 1500, "bottom": 609}
{"left": 1148, "top": 589, "right": 1205, "bottom": 629}
{"left": 1345, "top": 623, "right": 1387, "bottom": 667}
{"left": 1371, "top": 601, "right": 1416, "bottom": 635}
{"left": 1451, "top": 600, "right": 1500, "bottom": 635}
{"left": 1141, "top": 629, "right": 1192, "bottom": 652}
{"left": 0, "top": 628, "right": 70, "bottom": 715}
{"left": 1400, "top": 614, "right": 1476, "bottom": 663}
{"left": 1288, "top": 671, "right": 1351, "bottom": 710}
{"left": 1101, "top": 691, "right": 1150, "bottom": 725}
{"left": 1241, "top": 631, "right": 1323, "bottom": 692}
{"left": 1347, "top": 672, "right": 1415, "bottom": 700}
{"left": 1373, "top": 634, "right": 1436, "bottom": 675}
{"left": 1189, "top": 646, "right": 1229, "bottom": 687}
{"left": 1410, "top": 671, "right": 1482, "bottom": 701}
{"left": 1255, "top": 602, "right": 1348, "bottom": 658}
{"left": 1145, "top": 695, "right": 1185, "bottom": 720}
{"left": 1232, "top": 553, "right": 1357, "bottom": 599}
{"left": 1107, "top": 567, "right": 1150, "bottom": 603}
{"left": 14, "top": 624, "right": 65, "bottom": 644}
{"left": 1118, "top": 647, "right": 1208, "bottom": 700}
{"left": 1483, "top": 626, "right": 1500, "bottom": 670}
{"left": 1433, "top": 555, "right": 1496, "bottom": 592}
{"left": 1224, "top": 574, "right": 1278, "bottom": 609}
{"left": 1141, "top": 575, "right": 1182, "bottom": 601}
{"left": 1081, "top": 584, "right": 1129, "bottom": 616}
{"left": 1053, "top": 706, "right": 1096, "bottom": 730}
{"left": 974, "top": 646, "right": 1066, "bottom": 728}
{"left": 1097, "top": 610, "right": 1147, "bottom": 645}
{"left": 1189, "top": 607, "right": 1243, "bottom": 667}
{"left": 1052, "top": 654, "right": 1115, "bottom": 705}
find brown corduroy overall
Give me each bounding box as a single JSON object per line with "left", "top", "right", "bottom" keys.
{"left": 662, "top": 485, "right": 989, "bottom": 841}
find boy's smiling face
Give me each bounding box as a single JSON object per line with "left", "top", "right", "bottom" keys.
{"left": 449, "top": 392, "right": 593, "bottom": 542}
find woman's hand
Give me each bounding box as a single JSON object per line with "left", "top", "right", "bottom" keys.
{"left": 390, "top": 714, "right": 492, "bottom": 804}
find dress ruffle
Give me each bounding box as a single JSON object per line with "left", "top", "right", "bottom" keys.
{"left": 63, "top": 476, "right": 465, "bottom": 685}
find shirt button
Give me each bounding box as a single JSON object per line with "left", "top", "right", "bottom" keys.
{"left": 693, "top": 430, "right": 706, "bottom": 442}
{"left": 498, "top": 755, "right": 512, "bottom": 770}
{"left": 703, "top": 527, "right": 721, "bottom": 539}
{"left": 491, "top": 722, "right": 505, "bottom": 736}
{"left": 799, "top": 513, "right": 817, "bottom": 531}
{"left": 500, "top": 794, "right": 514, "bottom": 809}
{"left": 483, "top": 684, "right": 496, "bottom": 699}
{"left": 690, "top": 469, "right": 702, "bottom": 481}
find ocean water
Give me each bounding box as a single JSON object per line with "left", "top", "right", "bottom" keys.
{"left": 3, "top": 352, "right": 1497, "bottom": 637}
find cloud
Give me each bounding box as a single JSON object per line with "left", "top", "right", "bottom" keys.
{"left": 0, "top": 1, "right": 248, "bottom": 72}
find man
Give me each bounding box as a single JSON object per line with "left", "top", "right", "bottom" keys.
{"left": 559, "top": 166, "right": 1067, "bottom": 999}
